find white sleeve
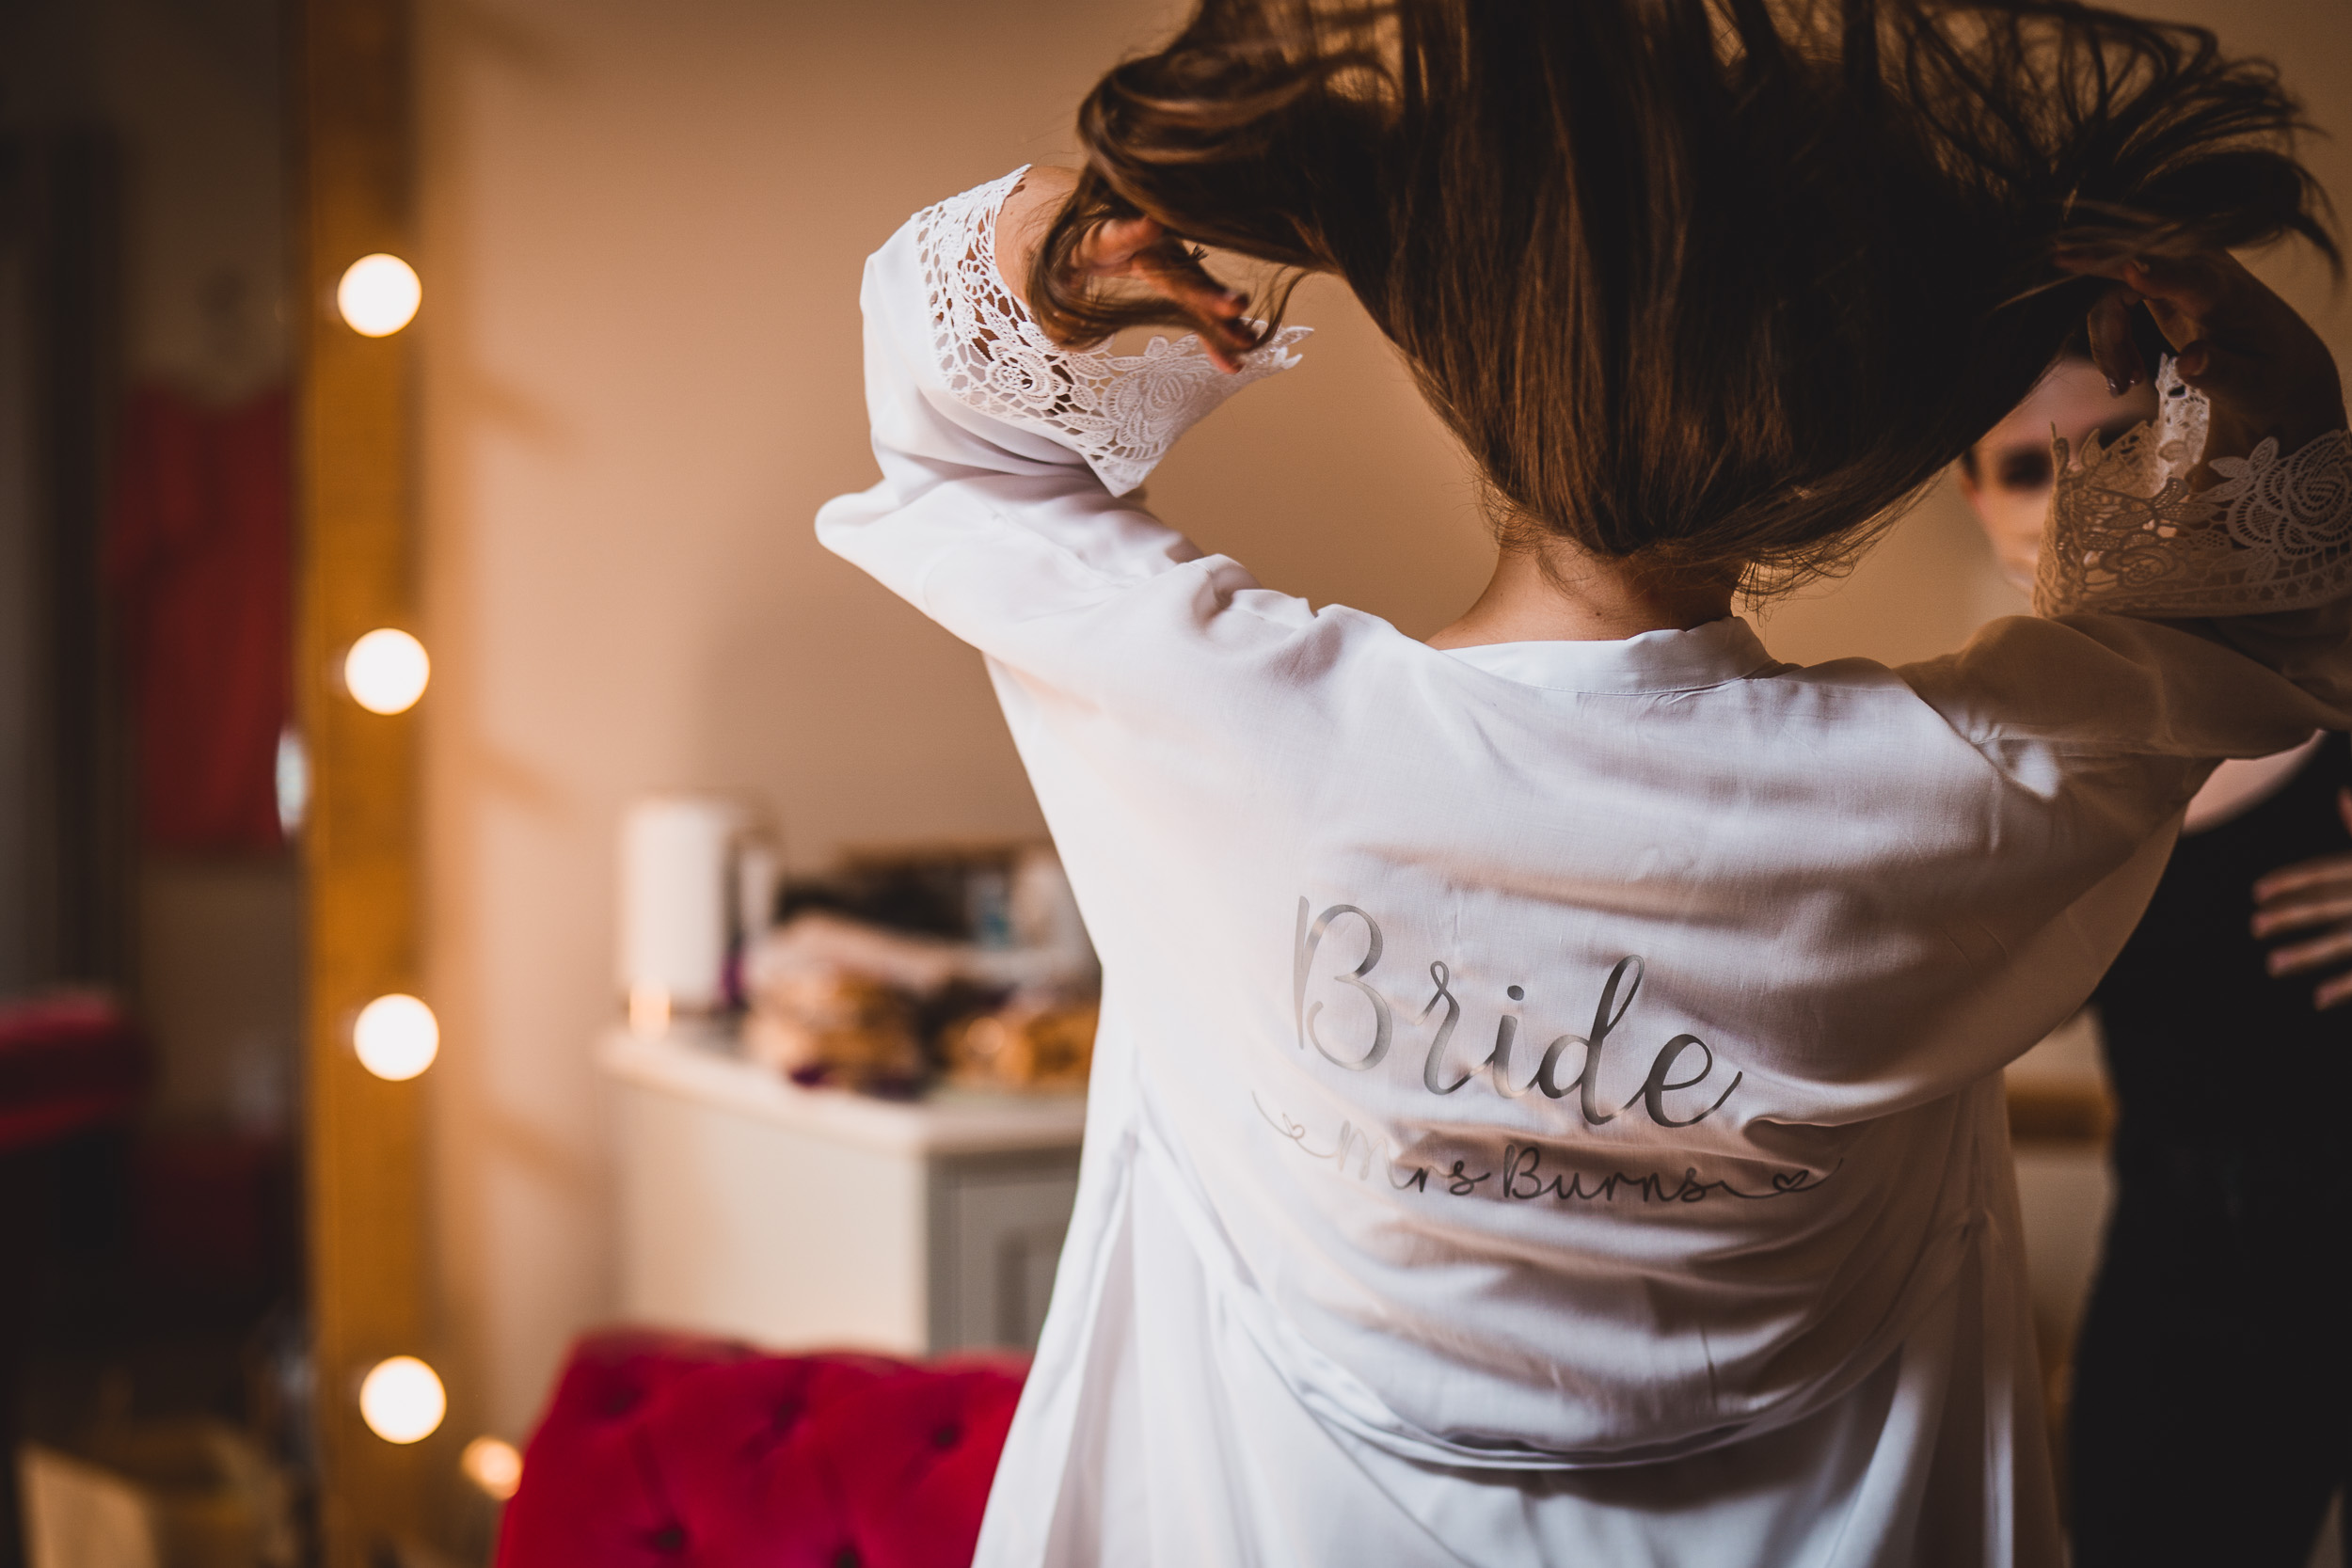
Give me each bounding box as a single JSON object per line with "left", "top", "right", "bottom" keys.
{"left": 2033, "top": 358, "right": 2352, "bottom": 624}
{"left": 815, "top": 168, "right": 1310, "bottom": 674}
{"left": 1903, "top": 363, "right": 2352, "bottom": 796}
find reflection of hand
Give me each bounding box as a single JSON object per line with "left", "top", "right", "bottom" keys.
{"left": 2250, "top": 787, "right": 2352, "bottom": 1010}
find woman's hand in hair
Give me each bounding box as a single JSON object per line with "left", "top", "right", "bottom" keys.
{"left": 2251, "top": 787, "right": 2352, "bottom": 1010}
{"left": 2062, "top": 249, "right": 2344, "bottom": 471}
{"left": 995, "top": 166, "right": 1259, "bottom": 372}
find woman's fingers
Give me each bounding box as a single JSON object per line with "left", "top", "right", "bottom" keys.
{"left": 2171, "top": 338, "right": 2270, "bottom": 416}
{"left": 2118, "top": 253, "right": 2231, "bottom": 339}
{"left": 1071, "top": 214, "right": 1167, "bottom": 276}
{"left": 2246, "top": 787, "right": 2352, "bottom": 1006}
{"left": 1129, "top": 244, "right": 1257, "bottom": 368}
{"left": 1124, "top": 241, "right": 1242, "bottom": 318}
{"left": 2265, "top": 922, "right": 2352, "bottom": 978}
{"left": 2251, "top": 891, "right": 2352, "bottom": 937}
{"left": 2308, "top": 792, "right": 2352, "bottom": 1010}
{"left": 2251, "top": 849, "right": 2352, "bottom": 902}
{"left": 2059, "top": 245, "right": 2342, "bottom": 451}
{"left": 2086, "top": 284, "right": 2148, "bottom": 395}
{"left": 2053, "top": 249, "right": 2135, "bottom": 285}
{"left": 1064, "top": 218, "right": 1258, "bottom": 372}
{"left": 2058, "top": 248, "right": 2238, "bottom": 342}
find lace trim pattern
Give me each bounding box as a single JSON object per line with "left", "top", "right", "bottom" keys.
{"left": 2035, "top": 359, "right": 2352, "bottom": 618}
{"left": 914, "top": 167, "right": 1311, "bottom": 497}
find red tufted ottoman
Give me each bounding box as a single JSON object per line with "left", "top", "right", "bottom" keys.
{"left": 498, "top": 1331, "right": 1025, "bottom": 1568}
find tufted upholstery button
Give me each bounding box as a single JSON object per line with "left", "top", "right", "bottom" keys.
{"left": 498, "top": 1332, "right": 1025, "bottom": 1568}
{"left": 586, "top": 1368, "right": 646, "bottom": 1419}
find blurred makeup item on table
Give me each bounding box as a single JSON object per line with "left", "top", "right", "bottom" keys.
{"left": 739, "top": 843, "right": 1100, "bottom": 1098}
{"left": 939, "top": 999, "right": 1101, "bottom": 1094}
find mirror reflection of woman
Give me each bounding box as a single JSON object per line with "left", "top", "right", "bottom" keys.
{"left": 822, "top": 2, "right": 2352, "bottom": 1562}
{"left": 1962, "top": 362, "right": 2352, "bottom": 1567}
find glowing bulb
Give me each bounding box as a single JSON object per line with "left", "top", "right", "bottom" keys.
{"left": 461, "top": 1435, "right": 523, "bottom": 1500}
{"left": 343, "top": 628, "right": 429, "bottom": 714}
{"left": 358, "top": 1356, "right": 446, "bottom": 1444}
{"left": 338, "top": 253, "right": 421, "bottom": 336}
{"left": 353, "top": 994, "right": 438, "bottom": 1081}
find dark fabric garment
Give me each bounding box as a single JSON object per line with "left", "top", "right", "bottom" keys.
{"left": 104, "top": 385, "right": 292, "bottom": 853}
{"left": 2092, "top": 734, "right": 2352, "bottom": 1150}
{"left": 2072, "top": 736, "right": 2352, "bottom": 1567}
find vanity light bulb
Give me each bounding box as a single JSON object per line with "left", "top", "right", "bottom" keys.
{"left": 461, "top": 1435, "right": 523, "bottom": 1500}
{"left": 353, "top": 994, "right": 438, "bottom": 1081}
{"left": 358, "top": 1356, "right": 446, "bottom": 1445}
{"left": 338, "top": 253, "right": 421, "bottom": 336}
{"left": 344, "top": 628, "right": 429, "bottom": 714}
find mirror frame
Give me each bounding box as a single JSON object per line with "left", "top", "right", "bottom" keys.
{"left": 296, "top": 1, "right": 438, "bottom": 1560}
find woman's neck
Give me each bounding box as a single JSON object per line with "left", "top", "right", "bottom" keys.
{"left": 1427, "top": 541, "right": 1738, "bottom": 648}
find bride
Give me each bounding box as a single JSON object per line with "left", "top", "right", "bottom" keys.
{"left": 820, "top": 2, "right": 2349, "bottom": 1562}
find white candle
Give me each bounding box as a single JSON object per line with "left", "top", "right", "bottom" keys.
{"left": 618, "top": 797, "right": 755, "bottom": 1014}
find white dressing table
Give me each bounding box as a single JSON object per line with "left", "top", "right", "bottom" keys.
{"left": 601, "top": 1022, "right": 1087, "bottom": 1356}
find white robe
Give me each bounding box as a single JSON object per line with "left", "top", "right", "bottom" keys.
{"left": 817, "top": 171, "right": 2352, "bottom": 1567}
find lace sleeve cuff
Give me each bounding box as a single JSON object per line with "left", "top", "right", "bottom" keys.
{"left": 914, "top": 167, "right": 1311, "bottom": 497}
{"left": 2034, "top": 359, "right": 2352, "bottom": 619}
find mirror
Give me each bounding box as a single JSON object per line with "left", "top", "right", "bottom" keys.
{"left": 3, "top": 3, "right": 440, "bottom": 1565}
{"left": 0, "top": 2, "right": 310, "bottom": 1564}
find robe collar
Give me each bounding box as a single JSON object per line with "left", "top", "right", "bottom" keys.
{"left": 1435, "top": 616, "right": 1777, "bottom": 694}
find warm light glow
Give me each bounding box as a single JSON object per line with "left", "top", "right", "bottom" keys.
{"left": 343, "top": 628, "right": 430, "bottom": 714}
{"left": 461, "top": 1435, "right": 523, "bottom": 1501}
{"left": 353, "top": 994, "right": 438, "bottom": 1081}
{"left": 358, "top": 1356, "right": 446, "bottom": 1444}
{"left": 628, "top": 983, "right": 672, "bottom": 1037}
{"left": 337, "top": 253, "right": 421, "bottom": 336}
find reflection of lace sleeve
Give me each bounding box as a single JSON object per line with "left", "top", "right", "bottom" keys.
{"left": 2034, "top": 359, "right": 2352, "bottom": 618}
{"left": 914, "top": 167, "right": 1311, "bottom": 498}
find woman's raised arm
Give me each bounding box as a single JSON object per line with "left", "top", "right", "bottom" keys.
{"left": 815, "top": 169, "right": 1309, "bottom": 689}
{"left": 1902, "top": 257, "right": 2352, "bottom": 804}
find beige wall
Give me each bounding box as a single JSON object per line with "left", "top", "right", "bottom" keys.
{"left": 418, "top": 0, "right": 2352, "bottom": 1440}
{"left": 418, "top": 0, "right": 1492, "bottom": 1437}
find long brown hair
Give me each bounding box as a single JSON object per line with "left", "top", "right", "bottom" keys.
{"left": 1025, "top": 0, "right": 2333, "bottom": 589}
